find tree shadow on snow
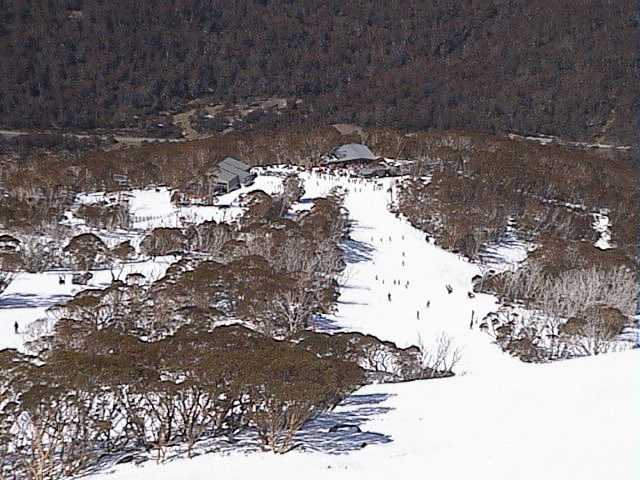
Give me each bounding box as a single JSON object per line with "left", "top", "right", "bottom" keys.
{"left": 82, "top": 394, "right": 395, "bottom": 475}
{"left": 295, "top": 393, "right": 394, "bottom": 454}
{"left": 170, "top": 393, "right": 394, "bottom": 458}
{"left": 336, "top": 298, "right": 368, "bottom": 306}
{"left": 312, "top": 313, "right": 342, "bottom": 332}
{"left": 0, "top": 293, "right": 70, "bottom": 310}
{"left": 342, "top": 238, "right": 375, "bottom": 264}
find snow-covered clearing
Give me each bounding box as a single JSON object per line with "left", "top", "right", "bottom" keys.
{"left": 593, "top": 211, "right": 614, "bottom": 250}
{"left": 1, "top": 166, "right": 638, "bottom": 479}
{"left": 0, "top": 259, "right": 174, "bottom": 351}
{"left": 70, "top": 175, "right": 285, "bottom": 232}
{"left": 478, "top": 221, "right": 531, "bottom": 274}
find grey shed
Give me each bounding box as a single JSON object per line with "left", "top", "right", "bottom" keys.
{"left": 219, "top": 157, "right": 255, "bottom": 186}
{"left": 212, "top": 169, "right": 240, "bottom": 193}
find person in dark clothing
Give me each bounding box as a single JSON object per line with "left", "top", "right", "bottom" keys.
{"left": 14, "top": 321, "right": 19, "bottom": 334}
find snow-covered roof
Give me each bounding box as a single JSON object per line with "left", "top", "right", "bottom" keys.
{"left": 217, "top": 157, "right": 254, "bottom": 183}
{"left": 220, "top": 163, "right": 249, "bottom": 177}
{"left": 325, "top": 143, "right": 377, "bottom": 164}
{"left": 0, "top": 234, "right": 20, "bottom": 244}
{"left": 220, "top": 157, "right": 251, "bottom": 172}
{"left": 214, "top": 169, "right": 240, "bottom": 183}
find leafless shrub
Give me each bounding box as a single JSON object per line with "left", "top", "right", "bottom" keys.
{"left": 0, "top": 268, "right": 13, "bottom": 295}
{"left": 76, "top": 201, "right": 130, "bottom": 230}
{"left": 549, "top": 266, "right": 636, "bottom": 319}
{"left": 483, "top": 263, "right": 637, "bottom": 360}
{"left": 19, "top": 237, "right": 63, "bottom": 273}
{"left": 417, "top": 333, "right": 462, "bottom": 376}
{"left": 188, "top": 221, "right": 232, "bottom": 256}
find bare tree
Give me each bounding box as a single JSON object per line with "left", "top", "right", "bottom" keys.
{"left": 0, "top": 269, "right": 13, "bottom": 296}
{"left": 417, "top": 333, "right": 462, "bottom": 376}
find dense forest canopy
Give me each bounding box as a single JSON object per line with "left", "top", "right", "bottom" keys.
{"left": 0, "top": 0, "right": 636, "bottom": 144}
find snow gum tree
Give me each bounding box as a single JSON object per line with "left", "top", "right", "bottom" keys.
{"left": 246, "top": 341, "right": 364, "bottom": 453}
{"left": 141, "top": 228, "right": 187, "bottom": 257}
{"left": 63, "top": 233, "right": 107, "bottom": 272}
{"left": 0, "top": 325, "right": 365, "bottom": 476}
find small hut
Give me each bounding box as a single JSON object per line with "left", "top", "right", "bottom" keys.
{"left": 218, "top": 157, "right": 256, "bottom": 186}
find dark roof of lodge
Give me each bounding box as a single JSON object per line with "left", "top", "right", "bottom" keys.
{"left": 0, "top": 234, "right": 19, "bottom": 243}
{"left": 325, "top": 143, "right": 377, "bottom": 164}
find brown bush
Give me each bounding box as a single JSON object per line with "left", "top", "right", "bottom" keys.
{"left": 396, "top": 130, "right": 638, "bottom": 265}
{"left": 559, "top": 305, "right": 628, "bottom": 356}
{"left": 141, "top": 228, "right": 187, "bottom": 257}
{"left": 1, "top": 324, "right": 365, "bottom": 474}
{"left": 63, "top": 233, "right": 108, "bottom": 271}
{"left": 290, "top": 330, "right": 438, "bottom": 382}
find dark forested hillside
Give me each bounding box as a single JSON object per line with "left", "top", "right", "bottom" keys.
{"left": 0, "top": 0, "right": 636, "bottom": 143}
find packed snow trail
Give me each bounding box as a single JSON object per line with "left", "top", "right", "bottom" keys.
{"left": 300, "top": 170, "right": 518, "bottom": 375}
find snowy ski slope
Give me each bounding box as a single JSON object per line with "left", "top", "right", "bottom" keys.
{"left": 1, "top": 167, "right": 638, "bottom": 479}
{"left": 92, "top": 168, "right": 640, "bottom": 480}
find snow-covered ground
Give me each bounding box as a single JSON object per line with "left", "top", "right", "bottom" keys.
{"left": 69, "top": 176, "right": 286, "bottom": 232}
{"left": 2, "top": 166, "right": 638, "bottom": 479}
{"left": 0, "top": 259, "right": 174, "bottom": 351}
{"left": 90, "top": 349, "right": 640, "bottom": 480}
{"left": 593, "top": 211, "right": 614, "bottom": 250}
{"left": 478, "top": 221, "right": 531, "bottom": 274}
{"left": 298, "top": 171, "right": 516, "bottom": 375}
